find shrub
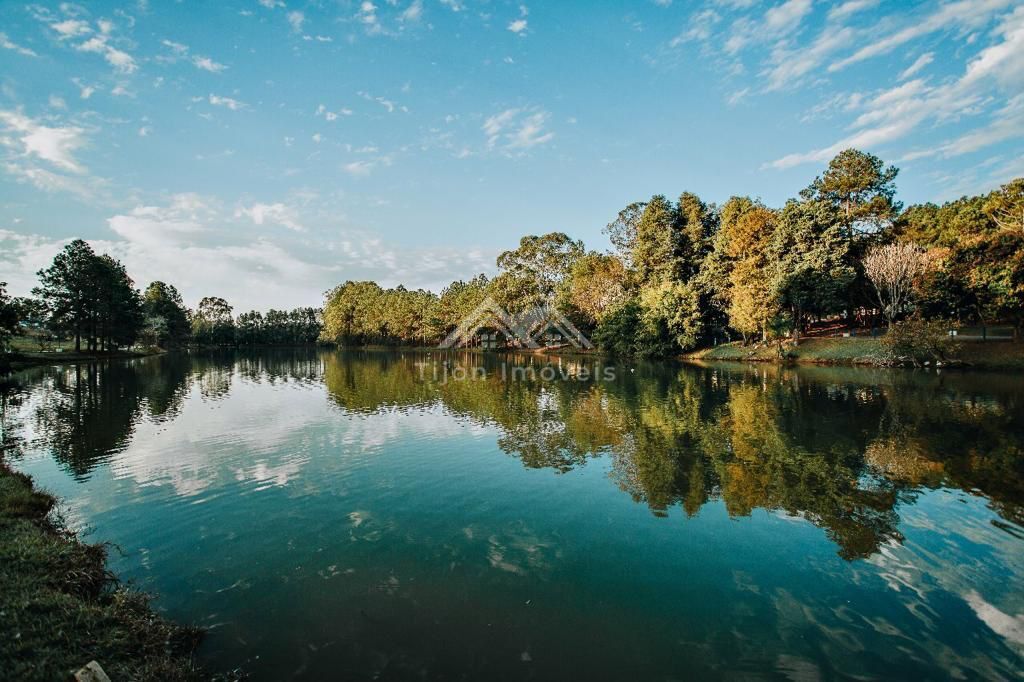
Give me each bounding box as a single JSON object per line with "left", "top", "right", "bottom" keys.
{"left": 882, "top": 317, "right": 961, "bottom": 365}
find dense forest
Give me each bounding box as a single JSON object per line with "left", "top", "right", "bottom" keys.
{"left": 320, "top": 149, "right": 1023, "bottom": 356}
{"left": 1, "top": 148, "right": 1021, "bottom": 359}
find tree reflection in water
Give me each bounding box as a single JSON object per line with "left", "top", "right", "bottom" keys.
{"left": 4, "top": 349, "right": 1022, "bottom": 559}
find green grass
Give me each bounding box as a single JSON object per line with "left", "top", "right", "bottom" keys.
{"left": 0, "top": 460, "right": 210, "bottom": 681}
{"left": 684, "top": 337, "right": 1024, "bottom": 369}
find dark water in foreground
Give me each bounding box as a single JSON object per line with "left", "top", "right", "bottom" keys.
{"left": 2, "top": 350, "right": 1023, "bottom": 680}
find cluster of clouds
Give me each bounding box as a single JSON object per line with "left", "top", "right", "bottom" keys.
{"left": 158, "top": 39, "right": 228, "bottom": 73}
{"left": 30, "top": 5, "right": 137, "bottom": 73}
{"left": 482, "top": 107, "right": 554, "bottom": 153}
{"left": 661, "top": 0, "right": 1024, "bottom": 178}
{"left": 10, "top": 0, "right": 1020, "bottom": 310}
{"left": 0, "top": 107, "right": 104, "bottom": 199}
{"left": 0, "top": 187, "right": 497, "bottom": 310}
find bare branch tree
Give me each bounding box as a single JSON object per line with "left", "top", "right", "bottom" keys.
{"left": 863, "top": 243, "right": 928, "bottom": 327}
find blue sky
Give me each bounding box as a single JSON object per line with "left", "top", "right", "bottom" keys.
{"left": 1, "top": 0, "right": 1022, "bottom": 311}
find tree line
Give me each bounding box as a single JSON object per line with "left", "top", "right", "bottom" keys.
{"left": 3, "top": 147, "right": 1020, "bottom": 359}
{"left": 0, "top": 240, "right": 323, "bottom": 355}
{"left": 320, "top": 148, "right": 1023, "bottom": 355}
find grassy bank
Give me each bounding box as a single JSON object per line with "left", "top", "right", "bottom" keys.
{"left": 2, "top": 348, "right": 163, "bottom": 375}
{"left": 683, "top": 337, "right": 1024, "bottom": 370}
{"left": 0, "top": 460, "right": 207, "bottom": 681}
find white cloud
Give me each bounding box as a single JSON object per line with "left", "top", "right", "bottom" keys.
{"left": 343, "top": 157, "right": 392, "bottom": 176}
{"left": 0, "top": 230, "right": 74, "bottom": 295}
{"left": 2, "top": 202, "right": 496, "bottom": 310}
{"left": 508, "top": 4, "right": 529, "bottom": 34}
{"left": 764, "top": 0, "right": 813, "bottom": 33}
{"left": 826, "top": 0, "right": 879, "bottom": 23}
{"left": 161, "top": 39, "right": 227, "bottom": 72}
{"left": 669, "top": 9, "right": 720, "bottom": 47}
{"left": 769, "top": 6, "right": 1024, "bottom": 168}
{"left": 483, "top": 107, "right": 554, "bottom": 152}
{"left": 287, "top": 10, "right": 305, "bottom": 32}
{"left": 358, "top": 92, "right": 398, "bottom": 113}
{"left": 901, "top": 94, "right": 1024, "bottom": 161}
{"left": 0, "top": 32, "right": 38, "bottom": 57}
{"left": 162, "top": 39, "right": 188, "bottom": 56}
{"left": 193, "top": 56, "right": 227, "bottom": 72}
{"left": 208, "top": 94, "right": 246, "bottom": 110}
{"left": 358, "top": 1, "right": 382, "bottom": 35}
{"left": 76, "top": 34, "right": 137, "bottom": 73}
{"left": 723, "top": 0, "right": 814, "bottom": 55}
{"left": 109, "top": 199, "right": 207, "bottom": 247}
{"left": 899, "top": 52, "right": 934, "bottom": 80}
{"left": 51, "top": 19, "right": 91, "bottom": 38}
{"left": 829, "top": 0, "right": 1017, "bottom": 73}
{"left": 0, "top": 110, "right": 87, "bottom": 173}
{"left": 400, "top": 0, "right": 423, "bottom": 23}
{"left": 2, "top": 162, "right": 97, "bottom": 198}
{"left": 727, "top": 88, "right": 750, "bottom": 105}
{"left": 235, "top": 202, "right": 304, "bottom": 231}
{"left": 258, "top": 0, "right": 285, "bottom": 8}
{"left": 317, "top": 104, "right": 354, "bottom": 120}
{"left": 762, "top": 24, "right": 856, "bottom": 91}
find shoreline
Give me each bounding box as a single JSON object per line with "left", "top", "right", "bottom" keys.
{"left": 0, "top": 459, "right": 208, "bottom": 681}
{"left": 3, "top": 348, "right": 165, "bottom": 374}
{"left": 680, "top": 337, "right": 1024, "bottom": 371}
{"left": 5, "top": 338, "right": 1024, "bottom": 373}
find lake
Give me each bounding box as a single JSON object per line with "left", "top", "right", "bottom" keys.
{"left": 2, "top": 350, "right": 1023, "bottom": 680}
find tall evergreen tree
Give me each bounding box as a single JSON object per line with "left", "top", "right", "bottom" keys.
{"left": 801, "top": 148, "right": 901, "bottom": 239}
{"left": 33, "top": 239, "right": 98, "bottom": 352}
{"left": 93, "top": 255, "right": 144, "bottom": 350}
{"left": 632, "top": 195, "right": 682, "bottom": 287}
{"left": 771, "top": 200, "right": 855, "bottom": 340}
{"left": 143, "top": 281, "right": 191, "bottom": 347}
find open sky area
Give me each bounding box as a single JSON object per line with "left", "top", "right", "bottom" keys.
{"left": 1, "top": 0, "right": 1022, "bottom": 310}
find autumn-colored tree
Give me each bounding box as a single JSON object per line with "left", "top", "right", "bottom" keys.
{"left": 564, "top": 252, "right": 628, "bottom": 327}
{"left": 320, "top": 281, "right": 384, "bottom": 344}
{"left": 983, "top": 178, "right": 1024, "bottom": 234}
{"left": 723, "top": 205, "right": 779, "bottom": 342}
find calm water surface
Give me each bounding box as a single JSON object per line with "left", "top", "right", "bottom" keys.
{"left": 2, "top": 350, "right": 1023, "bottom": 680}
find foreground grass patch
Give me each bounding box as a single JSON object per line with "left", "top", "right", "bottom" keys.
{"left": 0, "top": 461, "right": 206, "bottom": 681}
